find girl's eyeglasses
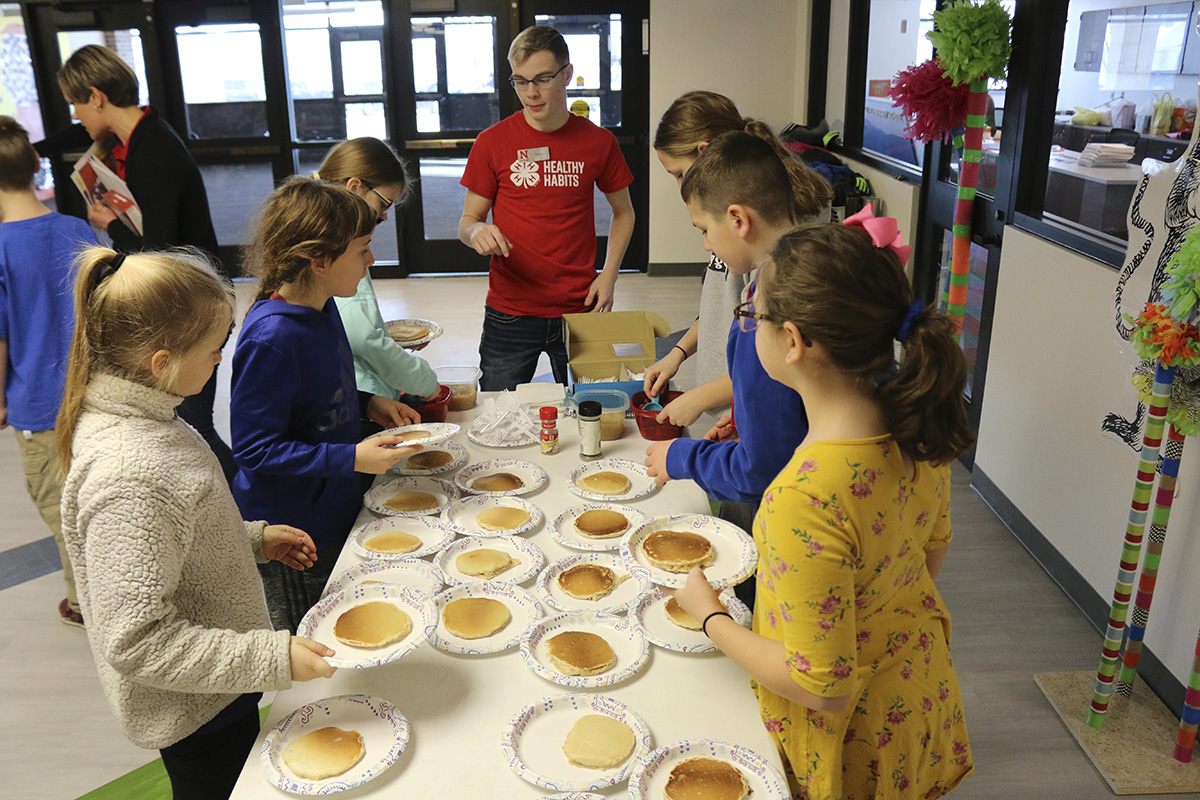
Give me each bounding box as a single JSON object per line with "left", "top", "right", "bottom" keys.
{"left": 734, "top": 300, "right": 774, "bottom": 333}
{"left": 363, "top": 183, "right": 396, "bottom": 213}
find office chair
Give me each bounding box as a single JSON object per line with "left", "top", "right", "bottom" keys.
{"left": 1107, "top": 128, "right": 1141, "bottom": 146}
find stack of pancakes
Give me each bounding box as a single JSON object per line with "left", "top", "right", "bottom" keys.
{"left": 664, "top": 757, "right": 750, "bottom": 800}
{"left": 641, "top": 530, "right": 716, "bottom": 573}
{"left": 545, "top": 630, "right": 616, "bottom": 676}
{"left": 282, "top": 726, "right": 365, "bottom": 780}
{"left": 387, "top": 322, "right": 430, "bottom": 342}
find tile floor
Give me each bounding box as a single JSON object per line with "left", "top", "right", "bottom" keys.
{"left": 1, "top": 273, "right": 1195, "bottom": 798}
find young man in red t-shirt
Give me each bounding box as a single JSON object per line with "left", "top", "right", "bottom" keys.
{"left": 459, "top": 25, "right": 635, "bottom": 391}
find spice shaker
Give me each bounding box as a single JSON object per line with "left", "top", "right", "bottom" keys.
{"left": 539, "top": 406, "right": 559, "bottom": 454}
{"left": 577, "top": 400, "right": 602, "bottom": 460}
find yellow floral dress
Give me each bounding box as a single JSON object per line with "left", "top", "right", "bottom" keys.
{"left": 752, "top": 436, "right": 972, "bottom": 799}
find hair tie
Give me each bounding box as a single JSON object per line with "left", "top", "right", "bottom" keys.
{"left": 842, "top": 203, "right": 912, "bottom": 267}
{"left": 99, "top": 252, "right": 125, "bottom": 281}
{"left": 896, "top": 300, "right": 924, "bottom": 343}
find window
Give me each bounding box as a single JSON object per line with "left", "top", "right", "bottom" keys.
{"left": 1, "top": 5, "right": 54, "bottom": 203}
{"left": 175, "top": 24, "right": 268, "bottom": 139}
{"left": 410, "top": 16, "right": 500, "bottom": 134}
{"left": 861, "top": 0, "right": 936, "bottom": 167}
{"left": 535, "top": 13, "right": 623, "bottom": 127}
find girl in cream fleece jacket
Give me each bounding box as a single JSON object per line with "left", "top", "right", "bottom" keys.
{"left": 57, "top": 247, "right": 337, "bottom": 800}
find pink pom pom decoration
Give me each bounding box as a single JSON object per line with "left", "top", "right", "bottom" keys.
{"left": 888, "top": 58, "right": 970, "bottom": 144}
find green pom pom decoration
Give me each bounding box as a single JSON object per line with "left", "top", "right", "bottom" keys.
{"left": 1163, "top": 226, "right": 1200, "bottom": 324}
{"left": 927, "top": 0, "right": 1013, "bottom": 85}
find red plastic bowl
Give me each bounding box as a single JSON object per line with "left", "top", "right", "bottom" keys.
{"left": 404, "top": 384, "right": 452, "bottom": 423}
{"left": 631, "top": 390, "right": 685, "bottom": 440}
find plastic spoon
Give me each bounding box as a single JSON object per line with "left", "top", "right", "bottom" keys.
{"left": 642, "top": 386, "right": 669, "bottom": 412}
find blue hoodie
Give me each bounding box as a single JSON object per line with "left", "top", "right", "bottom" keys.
{"left": 665, "top": 320, "right": 808, "bottom": 505}
{"left": 230, "top": 297, "right": 370, "bottom": 551}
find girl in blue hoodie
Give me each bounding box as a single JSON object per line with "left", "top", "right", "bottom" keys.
{"left": 231, "top": 176, "right": 421, "bottom": 632}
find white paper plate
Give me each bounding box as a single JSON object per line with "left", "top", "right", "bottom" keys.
{"left": 628, "top": 739, "right": 789, "bottom": 800}
{"left": 537, "top": 554, "right": 651, "bottom": 615}
{"left": 520, "top": 611, "right": 649, "bottom": 689}
{"left": 388, "top": 440, "right": 468, "bottom": 476}
{"left": 296, "top": 584, "right": 435, "bottom": 669}
{"left": 565, "top": 459, "right": 659, "bottom": 502}
{"left": 366, "top": 421, "right": 460, "bottom": 447}
{"left": 630, "top": 588, "right": 751, "bottom": 654}
{"left": 620, "top": 514, "right": 756, "bottom": 590}
{"left": 429, "top": 582, "right": 544, "bottom": 654}
{"left": 438, "top": 536, "right": 546, "bottom": 586}
{"left": 384, "top": 317, "right": 443, "bottom": 347}
{"left": 364, "top": 476, "right": 459, "bottom": 517}
{"left": 261, "top": 694, "right": 409, "bottom": 795}
{"left": 537, "top": 795, "right": 606, "bottom": 800}
{"left": 455, "top": 458, "right": 549, "bottom": 496}
{"left": 550, "top": 503, "right": 650, "bottom": 553}
{"left": 501, "top": 693, "right": 654, "bottom": 792}
{"left": 322, "top": 560, "right": 444, "bottom": 601}
{"left": 349, "top": 516, "right": 456, "bottom": 560}
{"left": 442, "top": 494, "right": 544, "bottom": 536}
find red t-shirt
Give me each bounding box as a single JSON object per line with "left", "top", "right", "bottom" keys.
{"left": 461, "top": 111, "right": 633, "bottom": 317}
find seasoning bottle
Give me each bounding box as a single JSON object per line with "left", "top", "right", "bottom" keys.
{"left": 539, "top": 406, "right": 559, "bottom": 454}
{"left": 577, "top": 400, "right": 602, "bottom": 460}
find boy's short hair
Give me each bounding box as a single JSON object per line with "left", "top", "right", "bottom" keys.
{"left": 58, "top": 44, "right": 140, "bottom": 107}
{"left": 508, "top": 25, "right": 569, "bottom": 66}
{"left": 0, "top": 116, "right": 40, "bottom": 192}
{"left": 680, "top": 131, "right": 794, "bottom": 227}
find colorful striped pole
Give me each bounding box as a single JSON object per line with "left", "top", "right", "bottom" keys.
{"left": 1086, "top": 361, "right": 1175, "bottom": 729}
{"left": 1115, "top": 424, "right": 1185, "bottom": 696}
{"left": 1176, "top": 628, "right": 1200, "bottom": 762}
{"left": 945, "top": 77, "right": 989, "bottom": 342}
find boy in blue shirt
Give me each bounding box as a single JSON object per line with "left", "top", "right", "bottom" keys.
{"left": 0, "top": 115, "right": 96, "bottom": 627}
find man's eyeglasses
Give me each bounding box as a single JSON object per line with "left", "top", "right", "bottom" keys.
{"left": 734, "top": 300, "right": 774, "bottom": 333}
{"left": 509, "top": 63, "right": 568, "bottom": 91}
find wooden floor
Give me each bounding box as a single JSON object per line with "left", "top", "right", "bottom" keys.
{"left": 0, "top": 272, "right": 1194, "bottom": 798}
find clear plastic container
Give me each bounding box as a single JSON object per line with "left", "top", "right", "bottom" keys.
{"left": 435, "top": 365, "right": 481, "bottom": 411}
{"left": 572, "top": 389, "right": 630, "bottom": 441}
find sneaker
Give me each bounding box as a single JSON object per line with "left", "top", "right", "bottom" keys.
{"left": 58, "top": 598, "right": 84, "bottom": 628}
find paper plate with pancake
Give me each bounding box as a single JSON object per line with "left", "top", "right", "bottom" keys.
{"left": 349, "top": 516, "right": 455, "bottom": 560}
{"left": 627, "top": 739, "right": 789, "bottom": 800}
{"left": 364, "top": 476, "right": 459, "bottom": 517}
{"left": 297, "top": 584, "right": 435, "bottom": 668}
{"left": 389, "top": 440, "right": 468, "bottom": 476}
{"left": 383, "top": 317, "right": 442, "bottom": 347}
{"left": 454, "top": 458, "right": 548, "bottom": 497}
{"left": 322, "top": 559, "right": 444, "bottom": 601}
{"left": 537, "top": 554, "right": 652, "bottom": 615}
{"left": 550, "top": 503, "right": 649, "bottom": 553}
{"left": 501, "top": 692, "right": 654, "bottom": 792}
{"left": 261, "top": 694, "right": 409, "bottom": 795}
{"left": 630, "top": 588, "right": 751, "bottom": 654}
{"left": 442, "top": 494, "right": 543, "bottom": 537}
{"left": 520, "top": 611, "right": 649, "bottom": 689}
{"left": 620, "top": 514, "right": 756, "bottom": 590}
{"left": 537, "top": 794, "right": 607, "bottom": 800}
{"left": 565, "top": 459, "right": 658, "bottom": 502}
{"left": 365, "top": 421, "right": 460, "bottom": 448}
{"left": 438, "top": 535, "right": 546, "bottom": 586}
{"left": 429, "top": 582, "right": 544, "bottom": 654}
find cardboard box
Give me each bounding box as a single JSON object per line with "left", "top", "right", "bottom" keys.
{"left": 563, "top": 310, "right": 672, "bottom": 398}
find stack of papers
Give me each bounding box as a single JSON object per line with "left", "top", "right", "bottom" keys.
{"left": 1077, "top": 143, "right": 1135, "bottom": 167}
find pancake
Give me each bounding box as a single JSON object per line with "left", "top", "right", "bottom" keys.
{"left": 393, "top": 429, "right": 430, "bottom": 442}
{"left": 405, "top": 450, "right": 454, "bottom": 471}
{"left": 545, "top": 630, "right": 616, "bottom": 676}
{"left": 471, "top": 472, "right": 525, "bottom": 492}
{"left": 442, "top": 597, "right": 511, "bottom": 639}
{"left": 578, "top": 471, "right": 632, "bottom": 496}
{"left": 282, "top": 726, "right": 365, "bottom": 780}
{"left": 663, "top": 757, "right": 750, "bottom": 800}
{"left": 557, "top": 563, "right": 626, "bottom": 601}
{"left": 333, "top": 601, "right": 412, "bottom": 648}
{"left": 455, "top": 548, "right": 518, "bottom": 578}
{"left": 665, "top": 596, "right": 720, "bottom": 631}
{"left": 383, "top": 490, "right": 439, "bottom": 513}
{"left": 561, "top": 714, "right": 636, "bottom": 770}
{"left": 640, "top": 530, "right": 716, "bottom": 573}
{"left": 573, "top": 509, "right": 630, "bottom": 539}
{"left": 475, "top": 505, "right": 532, "bottom": 531}
{"left": 388, "top": 322, "right": 430, "bottom": 342}
{"left": 363, "top": 530, "right": 422, "bottom": 554}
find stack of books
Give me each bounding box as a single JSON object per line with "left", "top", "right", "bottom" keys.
{"left": 1076, "top": 143, "right": 1136, "bottom": 167}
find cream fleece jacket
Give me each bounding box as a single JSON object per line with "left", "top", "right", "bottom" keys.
{"left": 61, "top": 373, "right": 292, "bottom": 749}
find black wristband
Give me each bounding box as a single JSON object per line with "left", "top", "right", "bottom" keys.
{"left": 672, "top": 344, "right": 688, "bottom": 361}
{"left": 702, "top": 610, "right": 733, "bottom": 637}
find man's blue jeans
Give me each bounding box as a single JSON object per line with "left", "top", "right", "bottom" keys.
{"left": 478, "top": 305, "right": 569, "bottom": 391}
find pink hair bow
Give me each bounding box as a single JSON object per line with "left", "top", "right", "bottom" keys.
{"left": 842, "top": 204, "right": 912, "bottom": 267}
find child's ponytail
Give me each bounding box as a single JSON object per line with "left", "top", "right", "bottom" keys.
{"left": 742, "top": 118, "right": 832, "bottom": 221}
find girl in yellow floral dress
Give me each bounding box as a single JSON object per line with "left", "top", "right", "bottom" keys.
{"left": 669, "top": 207, "right": 974, "bottom": 799}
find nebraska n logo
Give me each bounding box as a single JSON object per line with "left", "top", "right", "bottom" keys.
{"left": 510, "top": 158, "right": 540, "bottom": 188}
